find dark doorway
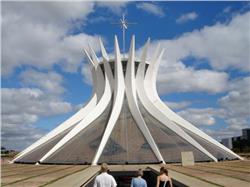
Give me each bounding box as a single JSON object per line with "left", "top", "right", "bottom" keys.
{"left": 85, "top": 169, "right": 187, "bottom": 187}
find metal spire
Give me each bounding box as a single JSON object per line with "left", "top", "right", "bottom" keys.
{"left": 111, "top": 13, "right": 137, "bottom": 57}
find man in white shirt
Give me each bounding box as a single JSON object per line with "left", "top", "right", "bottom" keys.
{"left": 94, "top": 163, "right": 117, "bottom": 187}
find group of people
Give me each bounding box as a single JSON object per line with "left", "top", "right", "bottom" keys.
{"left": 94, "top": 163, "right": 173, "bottom": 187}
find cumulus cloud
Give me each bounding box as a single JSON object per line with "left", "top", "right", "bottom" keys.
{"left": 2, "top": 88, "right": 73, "bottom": 118}
{"left": 204, "top": 128, "right": 238, "bottom": 141}
{"left": 141, "top": 11, "right": 250, "bottom": 140}
{"left": 178, "top": 108, "right": 218, "bottom": 126}
{"left": 2, "top": 69, "right": 75, "bottom": 150}
{"left": 1, "top": 87, "right": 73, "bottom": 150}
{"left": 149, "top": 11, "right": 250, "bottom": 74}
{"left": 2, "top": 1, "right": 130, "bottom": 76}
{"left": 20, "top": 69, "right": 65, "bottom": 95}
{"left": 219, "top": 76, "right": 250, "bottom": 130}
{"left": 96, "top": 2, "right": 128, "bottom": 15}
{"left": 223, "top": 6, "right": 232, "bottom": 14}
{"left": 1, "top": 2, "right": 130, "bottom": 150}
{"left": 156, "top": 63, "right": 229, "bottom": 94}
{"left": 2, "top": 2, "right": 100, "bottom": 76}
{"left": 164, "top": 101, "right": 191, "bottom": 110}
{"left": 81, "top": 63, "right": 93, "bottom": 85}
{"left": 2, "top": 123, "right": 45, "bottom": 151}
{"left": 134, "top": 11, "right": 249, "bottom": 96}
{"left": 176, "top": 12, "right": 198, "bottom": 24}
{"left": 176, "top": 76, "right": 250, "bottom": 139}
{"left": 136, "top": 3, "right": 165, "bottom": 17}
{"left": 2, "top": 2, "right": 94, "bottom": 26}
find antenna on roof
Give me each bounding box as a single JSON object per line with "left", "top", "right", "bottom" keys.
{"left": 111, "top": 13, "right": 137, "bottom": 57}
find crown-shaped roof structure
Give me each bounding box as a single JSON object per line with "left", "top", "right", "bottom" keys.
{"left": 12, "top": 36, "right": 242, "bottom": 165}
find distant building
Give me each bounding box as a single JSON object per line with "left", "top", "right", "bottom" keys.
{"left": 232, "top": 136, "right": 242, "bottom": 142}
{"left": 221, "top": 138, "right": 233, "bottom": 149}
{"left": 242, "top": 128, "right": 250, "bottom": 140}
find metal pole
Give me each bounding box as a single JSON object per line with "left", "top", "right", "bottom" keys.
{"left": 123, "top": 25, "right": 125, "bottom": 58}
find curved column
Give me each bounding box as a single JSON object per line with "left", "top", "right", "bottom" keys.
{"left": 92, "top": 36, "right": 125, "bottom": 165}
{"left": 88, "top": 45, "right": 106, "bottom": 100}
{"left": 12, "top": 52, "right": 99, "bottom": 163}
{"left": 144, "top": 46, "right": 242, "bottom": 160}
{"left": 99, "top": 38, "right": 115, "bottom": 91}
{"left": 124, "top": 36, "right": 164, "bottom": 162}
{"left": 136, "top": 41, "right": 218, "bottom": 162}
{"left": 39, "top": 50, "right": 112, "bottom": 163}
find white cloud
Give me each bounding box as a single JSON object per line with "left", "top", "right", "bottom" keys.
{"left": 2, "top": 88, "right": 73, "bottom": 118}
{"left": 223, "top": 6, "right": 232, "bottom": 14}
{"left": 20, "top": 69, "right": 65, "bottom": 95}
{"left": 2, "top": 123, "right": 45, "bottom": 151}
{"left": 134, "top": 12, "right": 249, "bottom": 95}
{"left": 164, "top": 101, "right": 191, "bottom": 110}
{"left": 2, "top": 2, "right": 94, "bottom": 26}
{"left": 219, "top": 76, "right": 250, "bottom": 130}
{"left": 176, "top": 76, "right": 250, "bottom": 140}
{"left": 96, "top": 2, "right": 128, "bottom": 15}
{"left": 1, "top": 87, "right": 73, "bottom": 150}
{"left": 176, "top": 12, "right": 198, "bottom": 24}
{"left": 2, "top": 114, "right": 38, "bottom": 125}
{"left": 2, "top": 70, "right": 74, "bottom": 150}
{"left": 81, "top": 63, "right": 93, "bottom": 85}
{"left": 178, "top": 108, "right": 218, "bottom": 126}
{"left": 203, "top": 128, "right": 237, "bottom": 141}
{"left": 1, "top": 2, "right": 131, "bottom": 151}
{"left": 149, "top": 11, "right": 250, "bottom": 74}
{"left": 2, "top": 2, "right": 100, "bottom": 76}
{"left": 156, "top": 62, "right": 229, "bottom": 94}
{"left": 1, "top": 1, "right": 130, "bottom": 151}
{"left": 136, "top": 3, "right": 165, "bottom": 17}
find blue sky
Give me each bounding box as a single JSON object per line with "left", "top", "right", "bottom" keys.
{"left": 2, "top": 1, "right": 250, "bottom": 150}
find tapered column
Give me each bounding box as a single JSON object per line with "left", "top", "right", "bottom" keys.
{"left": 92, "top": 36, "right": 125, "bottom": 165}
{"left": 39, "top": 49, "right": 112, "bottom": 163}
{"left": 143, "top": 44, "right": 242, "bottom": 160}
{"left": 12, "top": 51, "right": 99, "bottom": 163}
{"left": 136, "top": 41, "right": 218, "bottom": 162}
{"left": 99, "top": 38, "right": 114, "bottom": 90}
{"left": 124, "top": 36, "right": 164, "bottom": 162}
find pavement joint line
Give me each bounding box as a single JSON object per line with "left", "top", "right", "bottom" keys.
{"left": 1, "top": 165, "right": 34, "bottom": 172}
{"left": 2, "top": 166, "right": 67, "bottom": 177}
{"left": 148, "top": 165, "right": 224, "bottom": 187}
{"left": 42, "top": 166, "right": 100, "bottom": 187}
{"left": 2, "top": 162, "right": 249, "bottom": 187}
{"left": 80, "top": 170, "right": 99, "bottom": 187}
{"left": 210, "top": 162, "right": 250, "bottom": 166}
{"left": 163, "top": 167, "right": 224, "bottom": 187}
{"left": 183, "top": 166, "right": 250, "bottom": 183}
{"left": 2, "top": 166, "right": 66, "bottom": 177}
{"left": 210, "top": 161, "right": 250, "bottom": 167}
{"left": 1, "top": 165, "right": 75, "bottom": 186}
{"left": 199, "top": 164, "right": 250, "bottom": 174}
{"left": 39, "top": 166, "right": 89, "bottom": 187}
{"left": 218, "top": 164, "right": 250, "bottom": 169}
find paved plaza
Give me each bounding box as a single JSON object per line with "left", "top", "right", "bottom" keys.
{"left": 1, "top": 160, "right": 250, "bottom": 187}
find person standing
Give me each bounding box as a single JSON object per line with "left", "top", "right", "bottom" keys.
{"left": 94, "top": 163, "right": 117, "bottom": 187}
{"left": 131, "top": 169, "right": 147, "bottom": 187}
{"left": 156, "top": 166, "right": 173, "bottom": 187}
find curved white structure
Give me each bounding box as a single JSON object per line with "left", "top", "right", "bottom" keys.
{"left": 13, "top": 36, "right": 242, "bottom": 165}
